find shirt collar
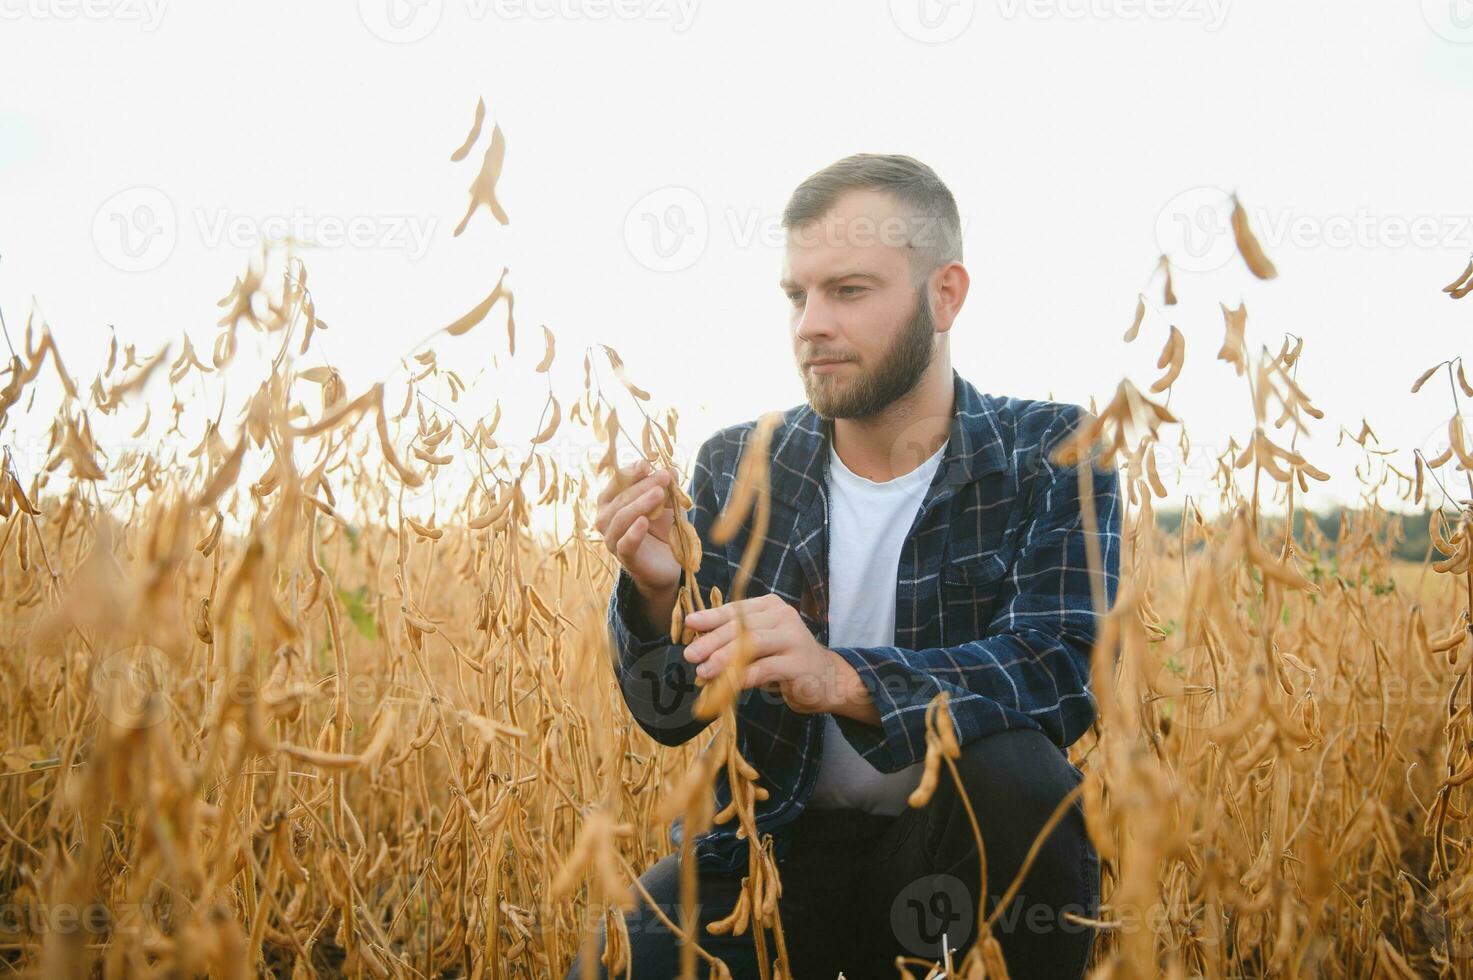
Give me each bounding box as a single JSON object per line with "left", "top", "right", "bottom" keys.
{"left": 767, "top": 366, "right": 1010, "bottom": 509}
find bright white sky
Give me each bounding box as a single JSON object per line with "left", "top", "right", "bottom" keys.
{"left": 1, "top": 0, "right": 1470, "bottom": 521}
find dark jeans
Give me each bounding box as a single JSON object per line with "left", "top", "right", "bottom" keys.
{"left": 565, "top": 727, "right": 1100, "bottom": 979}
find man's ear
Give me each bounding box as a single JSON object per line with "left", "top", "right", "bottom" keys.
{"left": 931, "top": 261, "right": 970, "bottom": 333}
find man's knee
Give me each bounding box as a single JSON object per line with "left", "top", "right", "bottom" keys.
{"left": 949, "top": 726, "right": 1083, "bottom": 819}
{"left": 930, "top": 727, "right": 1089, "bottom": 884}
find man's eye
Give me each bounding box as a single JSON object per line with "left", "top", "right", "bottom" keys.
{"left": 786, "top": 293, "right": 804, "bottom": 306}
{"left": 837, "top": 286, "right": 866, "bottom": 297}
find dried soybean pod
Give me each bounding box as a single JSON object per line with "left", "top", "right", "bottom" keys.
{"left": 1150, "top": 325, "right": 1185, "bottom": 393}
{"left": 1429, "top": 617, "right": 1468, "bottom": 654}
{"left": 1231, "top": 193, "right": 1278, "bottom": 279}
{"left": 1444, "top": 257, "right": 1473, "bottom": 296}
{"left": 468, "top": 485, "right": 515, "bottom": 529}
{"left": 1146, "top": 443, "right": 1168, "bottom": 498}
{"left": 412, "top": 445, "right": 453, "bottom": 466}
{"left": 935, "top": 695, "right": 961, "bottom": 759}
{"left": 450, "top": 95, "right": 485, "bottom": 162}
{"left": 1123, "top": 293, "right": 1146, "bottom": 343}
{"left": 705, "top": 885, "right": 750, "bottom": 937}
{"left": 1157, "top": 254, "right": 1177, "bottom": 306}
{"left": 711, "top": 447, "right": 761, "bottom": 545}
{"left": 1458, "top": 360, "right": 1473, "bottom": 397}
{"left": 670, "top": 510, "right": 702, "bottom": 576}
{"left": 1411, "top": 362, "right": 1442, "bottom": 394}
{"left": 670, "top": 586, "right": 686, "bottom": 642}
{"left": 406, "top": 517, "right": 443, "bottom": 541}
{"left": 906, "top": 734, "right": 942, "bottom": 809}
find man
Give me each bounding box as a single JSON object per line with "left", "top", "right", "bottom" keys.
{"left": 579, "top": 154, "right": 1121, "bottom": 978}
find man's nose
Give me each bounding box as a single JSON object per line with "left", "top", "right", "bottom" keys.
{"left": 793, "top": 296, "right": 837, "bottom": 342}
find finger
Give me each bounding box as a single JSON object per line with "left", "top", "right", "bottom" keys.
{"left": 741, "top": 657, "right": 784, "bottom": 692}
{"left": 604, "top": 483, "right": 670, "bottom": 559}
{"left": 696, "top": 629, "right": 774, "bottom": 680}
{"left": 597, "top": 458, "right": 652, "bottom": 507}
{"left": 598, "top": 468, "right": 665, "bottom": 528}
{"left": 684, "top": 612, "right": 776, "bottom": 663}
{"left": 696, "top": 645, "right": 729, "bottom": 680}
{"left": 612, "top": 508, "right": 649, "bottom": 564}
{"left": 596, "top": 467, "right": 672, "bottom": 534}
{"left": 684, "top": 595, "right": 767, "bottom": 632}
{"left": 684, "top": 622, "right": 732, "bottom": 663}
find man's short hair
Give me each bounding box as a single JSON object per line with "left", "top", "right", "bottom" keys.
{"left": 781, "top": 153, "right": 963, "bottom": 287}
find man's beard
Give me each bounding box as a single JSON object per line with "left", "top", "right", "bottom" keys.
{"left": 801, "top": 287, "right": 936, "bottom": 421}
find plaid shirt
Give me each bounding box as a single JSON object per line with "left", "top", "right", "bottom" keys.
{"left": 606, "top": 367, "right": 1122, "bottom": 874}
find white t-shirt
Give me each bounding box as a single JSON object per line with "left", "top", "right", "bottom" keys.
{"left": 807, "top": 436, "right": 946, "bottom": 814}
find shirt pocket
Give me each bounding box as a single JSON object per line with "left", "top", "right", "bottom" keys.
{"left": 939, "top": 551, "right": 1011, "bottom": 643}
{"left": 943, "top": 552, "right": 1009, "bottom": 587}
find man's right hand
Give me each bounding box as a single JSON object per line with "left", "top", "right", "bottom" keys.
{"left": 596, "top": 458, "right": 683, "bottom": 608}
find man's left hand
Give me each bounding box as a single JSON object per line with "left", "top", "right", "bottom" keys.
{"left": 682, "top": 594, "right": 846, "bottom": 715}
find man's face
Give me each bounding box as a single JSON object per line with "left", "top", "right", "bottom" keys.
{"left": 781, "top": 189, "right": 938, "bottom": 421}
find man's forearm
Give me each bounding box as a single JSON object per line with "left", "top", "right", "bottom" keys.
{"left": 822, "top": 649, "right": 881, "bottom": 727}
{"left": 632, "top": 582, "right": 679, "bottom": 641}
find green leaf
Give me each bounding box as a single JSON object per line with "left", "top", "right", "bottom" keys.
{"left": 337, "top": 585, "right": 378, "bottom": 640}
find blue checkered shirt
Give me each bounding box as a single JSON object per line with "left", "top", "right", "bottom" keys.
{"left": 606, "top": 367, "right": 1122, "bottom": 874}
